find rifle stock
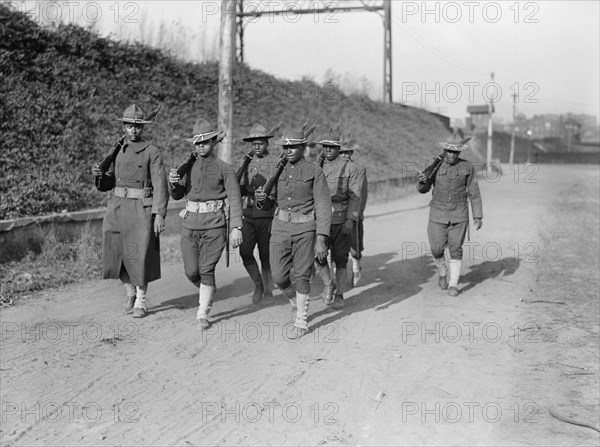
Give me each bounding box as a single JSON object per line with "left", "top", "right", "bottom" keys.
{"left": 176, "top": 153, "right": 197, "bottom": 177}
{"left": 419, "top": 152, "right": 446, "bottom": 182}
{"left": 96, "top": 105, "right": 162, "bottom": 175}
{"left": 236, "top": 151, "right": 254, "bottom": 183}
{"left": 255, "top": 155, "right": 288, "bottom": 208}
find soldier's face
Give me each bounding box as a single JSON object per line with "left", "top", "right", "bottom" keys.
{"left": 339, "top": 151, "right": 352, "bottom": 161}
{"left": 194, "top": 137, "right": 216, "bottom": 158}
{"left": 123, "top": 123, "right": 144, "bottom": 142}
{"left": 283, "top": 144, "right": 305, "bottom": 164}
{"left": 251, "top": 139, "right": 268, "bottom": 157}
{"left": 323, "top": 145, "right": 340, "bottom": 161}
{"left": 445, "top": 149, "right": 460, "bottom": 165}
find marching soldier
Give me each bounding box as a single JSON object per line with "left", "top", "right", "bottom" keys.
{"left": 315, "top": 129, "right": 362, "bottom": 309}
{"left": 417, "top": 134, "right": 483, "bottom": 296}
{"left": 91, "top": 104, "right": 169, "bottom": 318}
{"left": 339, "top": 142, "right": 368, "bottom": 286}
{"left": 238, "top": 123, "right": 280, "bottom": 304}
{"left": 256, "top": 123, "right": 331, "bottom": 339}
{"left": 168, "top": 118, "right": 243, "bottom": 329}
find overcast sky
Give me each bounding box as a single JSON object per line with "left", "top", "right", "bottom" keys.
{"left": 13, "top": 0, "right": 600, "bottom": 124}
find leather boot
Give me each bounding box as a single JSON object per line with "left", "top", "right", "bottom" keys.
{"left": 330, "top": 267, "right": 346, "bottom": 309}
{"left": 290, "top": 292, "right": 310, "bottom": 339}
{"left": 317, "top": 263, "right": 335, "bottom": 305}
{"left": 433, "top": 256, "right": 448, "bottom": 290}
{"left": 245, "top": 263, "right": 264, "bottom": 304}
{"left": 122, "top": 282, "right": 136, "bottom": 314}
{"left": 262, "top": 266, "right": 274, "bottom": 300}
{"left": 197, "top": 284, "right": 215, "bottom": 329}
{"left": 448, "top": 259, "right": 461, "bottom": 297}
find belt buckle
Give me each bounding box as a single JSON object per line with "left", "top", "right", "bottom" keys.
{"left": 287, "top": 212, "right": 291, "bottom": 223}
{"left": 122, "top": 187, "right": 128, "bottom": 198}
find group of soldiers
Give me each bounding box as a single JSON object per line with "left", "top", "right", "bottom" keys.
{"left": 92, "top": 104, "right": 482, "bottom": 339}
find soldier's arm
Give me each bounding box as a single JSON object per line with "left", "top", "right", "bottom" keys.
{"left": 168, "top": 169, "right": 188, "bottom": 201}
{"left": 359, "top": 167, "right": 368, "bottom": 217}
{"left": 149, "top": 147, "right": 168, "bottom": 217}
{"left": 224, "top": 163, "right": 243, "bottom": 228}
{"left": 416, "top": 175, "right": 433, "bottom": 194}
{"left": 313, "top": 165, "right": 332, "bottom": 237}
{"left": 467, "top": 163, "right": 483, "bottom": 219}
{"left": 346, "top": 164, "right": 361, "bottom": 223}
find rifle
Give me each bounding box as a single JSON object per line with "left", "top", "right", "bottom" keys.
{"left": 418, "top": 152, "right": 445, "bottom": 183}
{"left": 255, "top": 153, "right": 288, "bottom": 209}
{"left": 97, "top": 104, "right": 162, "bottom": 174}
{"left": 318, "top": 151, "right": 326, "bottom": 168}
{"left": 236, "top": 151, "right": 254, "bottom": 183}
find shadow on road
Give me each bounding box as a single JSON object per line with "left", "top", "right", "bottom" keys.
{"left": 459, "top": 257, "right": 521, "bottom": 293}
{"left": 309, "top": 252, "right": 436, "bottom": 332}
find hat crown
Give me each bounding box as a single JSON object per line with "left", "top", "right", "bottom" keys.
{"left": 244, "top": 123, "right": 270, "bottom": 141}
{"left": 192, "top": 118, "right": 217, "bottom": 135}
{"left": 122, "top": 104, "right": 145, "bottom": 120}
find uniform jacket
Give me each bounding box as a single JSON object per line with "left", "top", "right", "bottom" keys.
{"left": 322, "top": 157, "right": 362, "bottom": 225}
{"left": 95, "top": 138, "right": 168, "bottom": 285}
{"left": 417, "top": 158, "right": 483, "bottom": 224}
{"left": 271, "top": 157, "right": 332, "bottom": 237}
{"left": 354, "top": 161, "right": 368, "bottom": 220}
{"left": 169, "top": 152, "right": 243, "bottom": 230}
{"left": 239, "top": 152, "right": 279, "bottom": 219}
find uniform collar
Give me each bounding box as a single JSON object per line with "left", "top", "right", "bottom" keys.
{"left": 124, "top": 139, "right": 150, "bottom": 153}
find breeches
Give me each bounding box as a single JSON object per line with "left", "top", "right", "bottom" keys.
{"left": 181, "top": 227, "right": 227, "bottom": 286}
{"left": 427, "top": 220, "right": 468, "bottom": 260}
{"left": 239, "top": 217, "right": 272, "bottom": 268}
{"left": 270, "top": 231, "right": 315, "bottom": 294}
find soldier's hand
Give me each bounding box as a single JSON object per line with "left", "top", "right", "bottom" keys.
{"left": 473, "top": 218, "right": 482, "bottom": 230}
{"left": 314, "top": 235, "right": 328, "bottom": 263}
{"left": 230, "top": 228, "right": 243, "bottom": 248}
{"left": 342, "top": 218, "right": 354, "bottom": 235}
{"left": 154, "top": 214, "right": 165, "bottom": 236}
{"left": 169, "top": 168, "right": 180, "bottom": 185}
{"left": 91, "top": 164, "right": 103, "bottom": 177}
{"left": 417, "top": 173, "right": 427, "bottom": 183}
{"left": 254, "top": 187, "right": 267, "bottom": 202}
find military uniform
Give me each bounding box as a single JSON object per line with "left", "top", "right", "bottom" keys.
{"left": 169, "top": 118, "right": 243, "bottom": 328}
{"left": 417, "top": 134, "right": 483, "bottom": 296}
{"left": 93, "top": 104, "right": 168, "bottom": 318}
{"left": 265, "top": 124, "right": 331, "bottom": 338}
{"left": 238, "top": 123, "right": 281, "bottom": 303}
{"left": 315, "top": 131, "right": 361, "bottom": 308}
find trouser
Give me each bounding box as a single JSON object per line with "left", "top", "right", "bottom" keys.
{"left": 181, "top": 227, "right": 227, "bottom": 286}
{"left": 350, "top": 219, "right": 364, "bottom": 259}
{"left": 239, "top": 217, "right": 272, "bottom": 269}
{"left": 270, "top": 231, "right": 315, "bottom": 295}
{"left": 427, "top": 220, "right": 468, "bottom": 260}
{"left": 315, "top": 223, "right": 352, "bottom": 269}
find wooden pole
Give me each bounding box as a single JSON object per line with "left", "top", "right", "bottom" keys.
{"left": 509, "top": 92, "right": 517, "bottom": 165}
{"left": 486, "top": 72, "right": 494, "bottom": 175}
{"left": 218, "top": 0, "right": 236, "bottom": 164}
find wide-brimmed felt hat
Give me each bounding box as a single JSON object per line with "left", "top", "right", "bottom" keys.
{"left": 186, "top": 118, "right": 224, "bottom": 144}
{"left": 116, "top": 104, "right": 152, "bottom": 124}
{"left": 243, "top": 122, "right": 282, "bottom": 142}
{"left": 319, "top": 128, "right": 343, "bottom": 147}
{"left": 340, "top": 142, "right": 360, "bottom": 153}
{"left": 439, "top": 134, "right": 472, "bottom": 151}
{"left": 274, "top": 120, "right": 318, "bottom": 146}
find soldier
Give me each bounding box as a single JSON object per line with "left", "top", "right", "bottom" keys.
{"left": 238, "top": 123, "right": 280, "bottom": 304}
{"left": 315, "top": 129, "right": 362, "bottom": 309}
{"left": 417, "top": 134, "right": 483, "bottom": 297}
{"left": 339, "top": 142, "right": 368, "bottom": 287}
{"left": 256, "top": 123, "right": 331, "bottom": 339}
{"left": 91, "top": 104, "right": 168, "bottom": 318}
{"left": 304, "top": 140, "right": 319, "bottom": 164}
{"left": 168, "top": 118, "right": 243, "bottom": 329}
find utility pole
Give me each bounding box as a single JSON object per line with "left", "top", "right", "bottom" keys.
{"left": 383, "top": 0, "right": 392, "bottom": 103}
{"left": 486, "top": 72, "right": 495, "bottom": 175}
{"left": 219, "top": 0, "right": 236, "bottom": 164}
{"left": 509, "top": 92, "right": 517, "bottom": 165}
{"left": 237, "top": 0, "right": 244, "bottom": 64}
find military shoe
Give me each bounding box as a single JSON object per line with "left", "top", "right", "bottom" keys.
{"left": 322, "top": 280, "right": 335, "bottom": 305}
{"left": 123, "top": 295, "right": 136, "bottom": 314}
{"left": 251, "top": 283, "right": 264, "bottom": 305}
{"left": 448, "top": 287, "right": 459, "bottom": 297}
{"left": 197, "top": 318, "right": 211, "bottom": 330}
{"left": 329, "top": 294, "right": 344, "bottom": 310}
{"left": 438, "top": 275, "right": 449, "bottom": 290}
{"left": 132, "top": 307, "right": 147, "bottom": 318}
{"left": 288, "top": 326, "right": 308, "bottom": 340}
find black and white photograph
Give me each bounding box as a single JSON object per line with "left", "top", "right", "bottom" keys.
{"left": 1, "top": 1, "right": 599, "bottom": 445}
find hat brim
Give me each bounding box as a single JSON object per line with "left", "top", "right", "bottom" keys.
{"left": 242, "top": 135, "right": 274, "bottom": 142}
{"left": 319, "top": 140, "right": 342, "bottom": 147}
{"left": 274, "top": 137, "right": 308, "bottom": 146}
{"left": 117, "top": 118, "right": 152, "bottom": 124}
{"left": 439, "top": 142, "right": 466, "bottom": 151}
{"left": 186, "top": 130, "right": 221, "bottom": 144}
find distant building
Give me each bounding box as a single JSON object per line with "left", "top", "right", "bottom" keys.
{"left": 466, "top": 105, "right": 494, "bottom": 131}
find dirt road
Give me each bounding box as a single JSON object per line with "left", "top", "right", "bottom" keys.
{"left": 1, "top": 164, "right": 599, "bottom": 446}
